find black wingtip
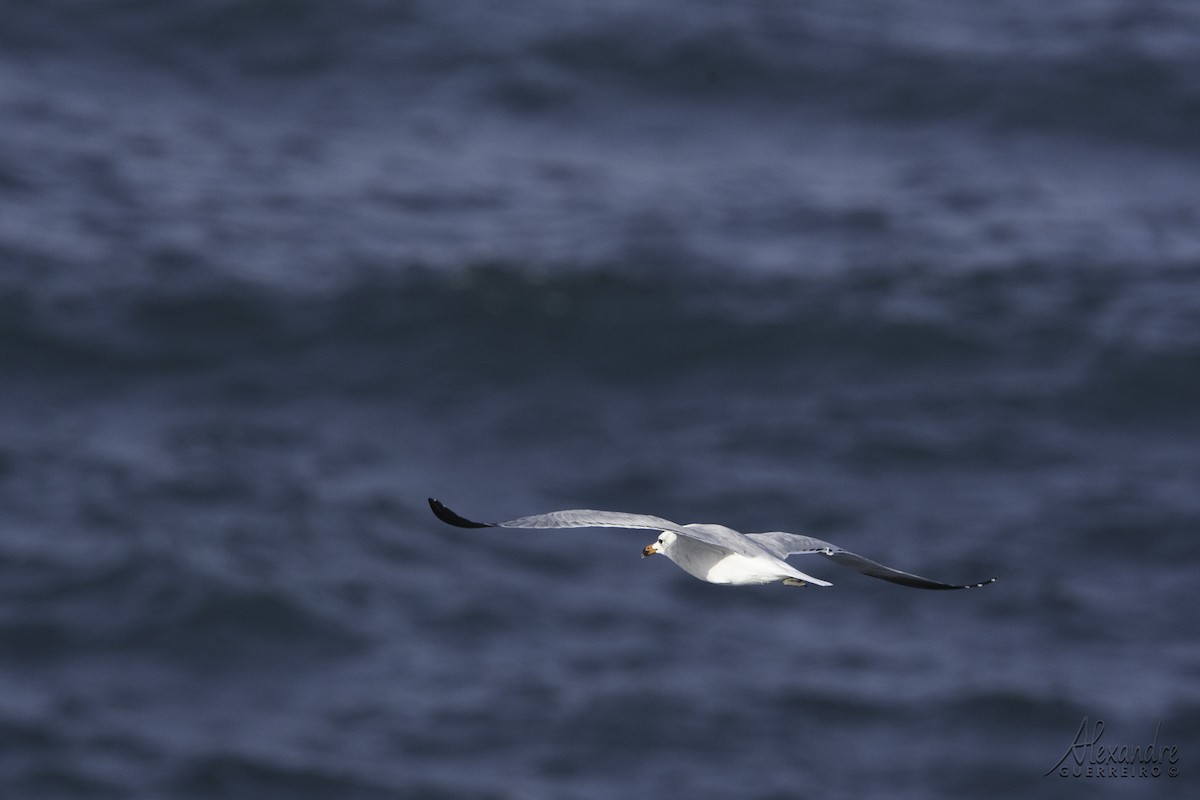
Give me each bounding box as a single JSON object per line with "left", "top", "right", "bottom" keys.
{"left": 428, "top": 498, "right": 492, "bottom": 528}
{"left": 951, "top": 576, "right": 998, "bottom": 590}
{"left": 937, "top": 575, "right": 998, "bottom": 590}
{"left": 822, "top": 551, "right": 998, "bottom": 591}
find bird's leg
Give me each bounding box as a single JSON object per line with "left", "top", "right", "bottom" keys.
{"left": 782, "top": 578, "right": 808, "bottom": 588}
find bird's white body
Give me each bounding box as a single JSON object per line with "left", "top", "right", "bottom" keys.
{"left": 653, "top": 527, "right": 832, "bottom": 586}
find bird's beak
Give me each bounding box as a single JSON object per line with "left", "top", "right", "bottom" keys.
{"left": 642, "top": 544, "right": 658, "bottom": 558}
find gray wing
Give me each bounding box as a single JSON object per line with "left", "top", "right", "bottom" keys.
{"left": 428, "top": 499, "right": 741, "bottom": 552}
{"left": 747, "top": 531, "right": 996, "bottom": 591}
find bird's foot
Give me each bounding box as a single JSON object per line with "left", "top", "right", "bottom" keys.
{"left": 782, "top": 578, "right": 808, "bottom": 588}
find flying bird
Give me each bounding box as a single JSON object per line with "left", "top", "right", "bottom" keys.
{"left": 428, "top": 498, "right": 996, "bottom": 591}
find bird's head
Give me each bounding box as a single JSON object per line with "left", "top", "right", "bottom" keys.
{"left": 642, "top": 530, "right": 677, "bottom": 558}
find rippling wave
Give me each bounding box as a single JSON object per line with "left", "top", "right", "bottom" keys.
{"left": 3, "top": 2, "right": 1199, "bottom": 798}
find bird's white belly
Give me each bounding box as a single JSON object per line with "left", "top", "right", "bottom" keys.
{"left": 662, "top": 534, "right": 814, "bottom": 586}
{"left": 701, "top": 554, "right": 785, "bottom": 585}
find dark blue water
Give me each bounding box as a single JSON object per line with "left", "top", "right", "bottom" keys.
{"left": 2, "top": 2, "right": 1199, "bottom": 798}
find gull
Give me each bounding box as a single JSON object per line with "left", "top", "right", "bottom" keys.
{"left": 429, "top": 499, "right": 996, "bottom": 590}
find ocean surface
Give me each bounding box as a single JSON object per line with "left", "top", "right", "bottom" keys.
{"left": 2, "top": 1, "right": 1199, "bottom": 798}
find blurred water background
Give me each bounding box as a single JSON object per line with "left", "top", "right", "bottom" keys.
{"left": 2, "top": 1, "right": 1199, "bottom": 798}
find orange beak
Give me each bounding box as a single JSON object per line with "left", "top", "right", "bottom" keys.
{"left": 642, "top": 544, "right": 657, "bottom": 558}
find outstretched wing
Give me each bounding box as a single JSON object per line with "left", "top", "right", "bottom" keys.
{"left": 747, "top": 531, "right": 996, "bottom": 591}
{"left": 745, "top": 531, "right": 836, "bottom": 557}
{"left": 428, "top": 498, "right": 741, "bottom": 552}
